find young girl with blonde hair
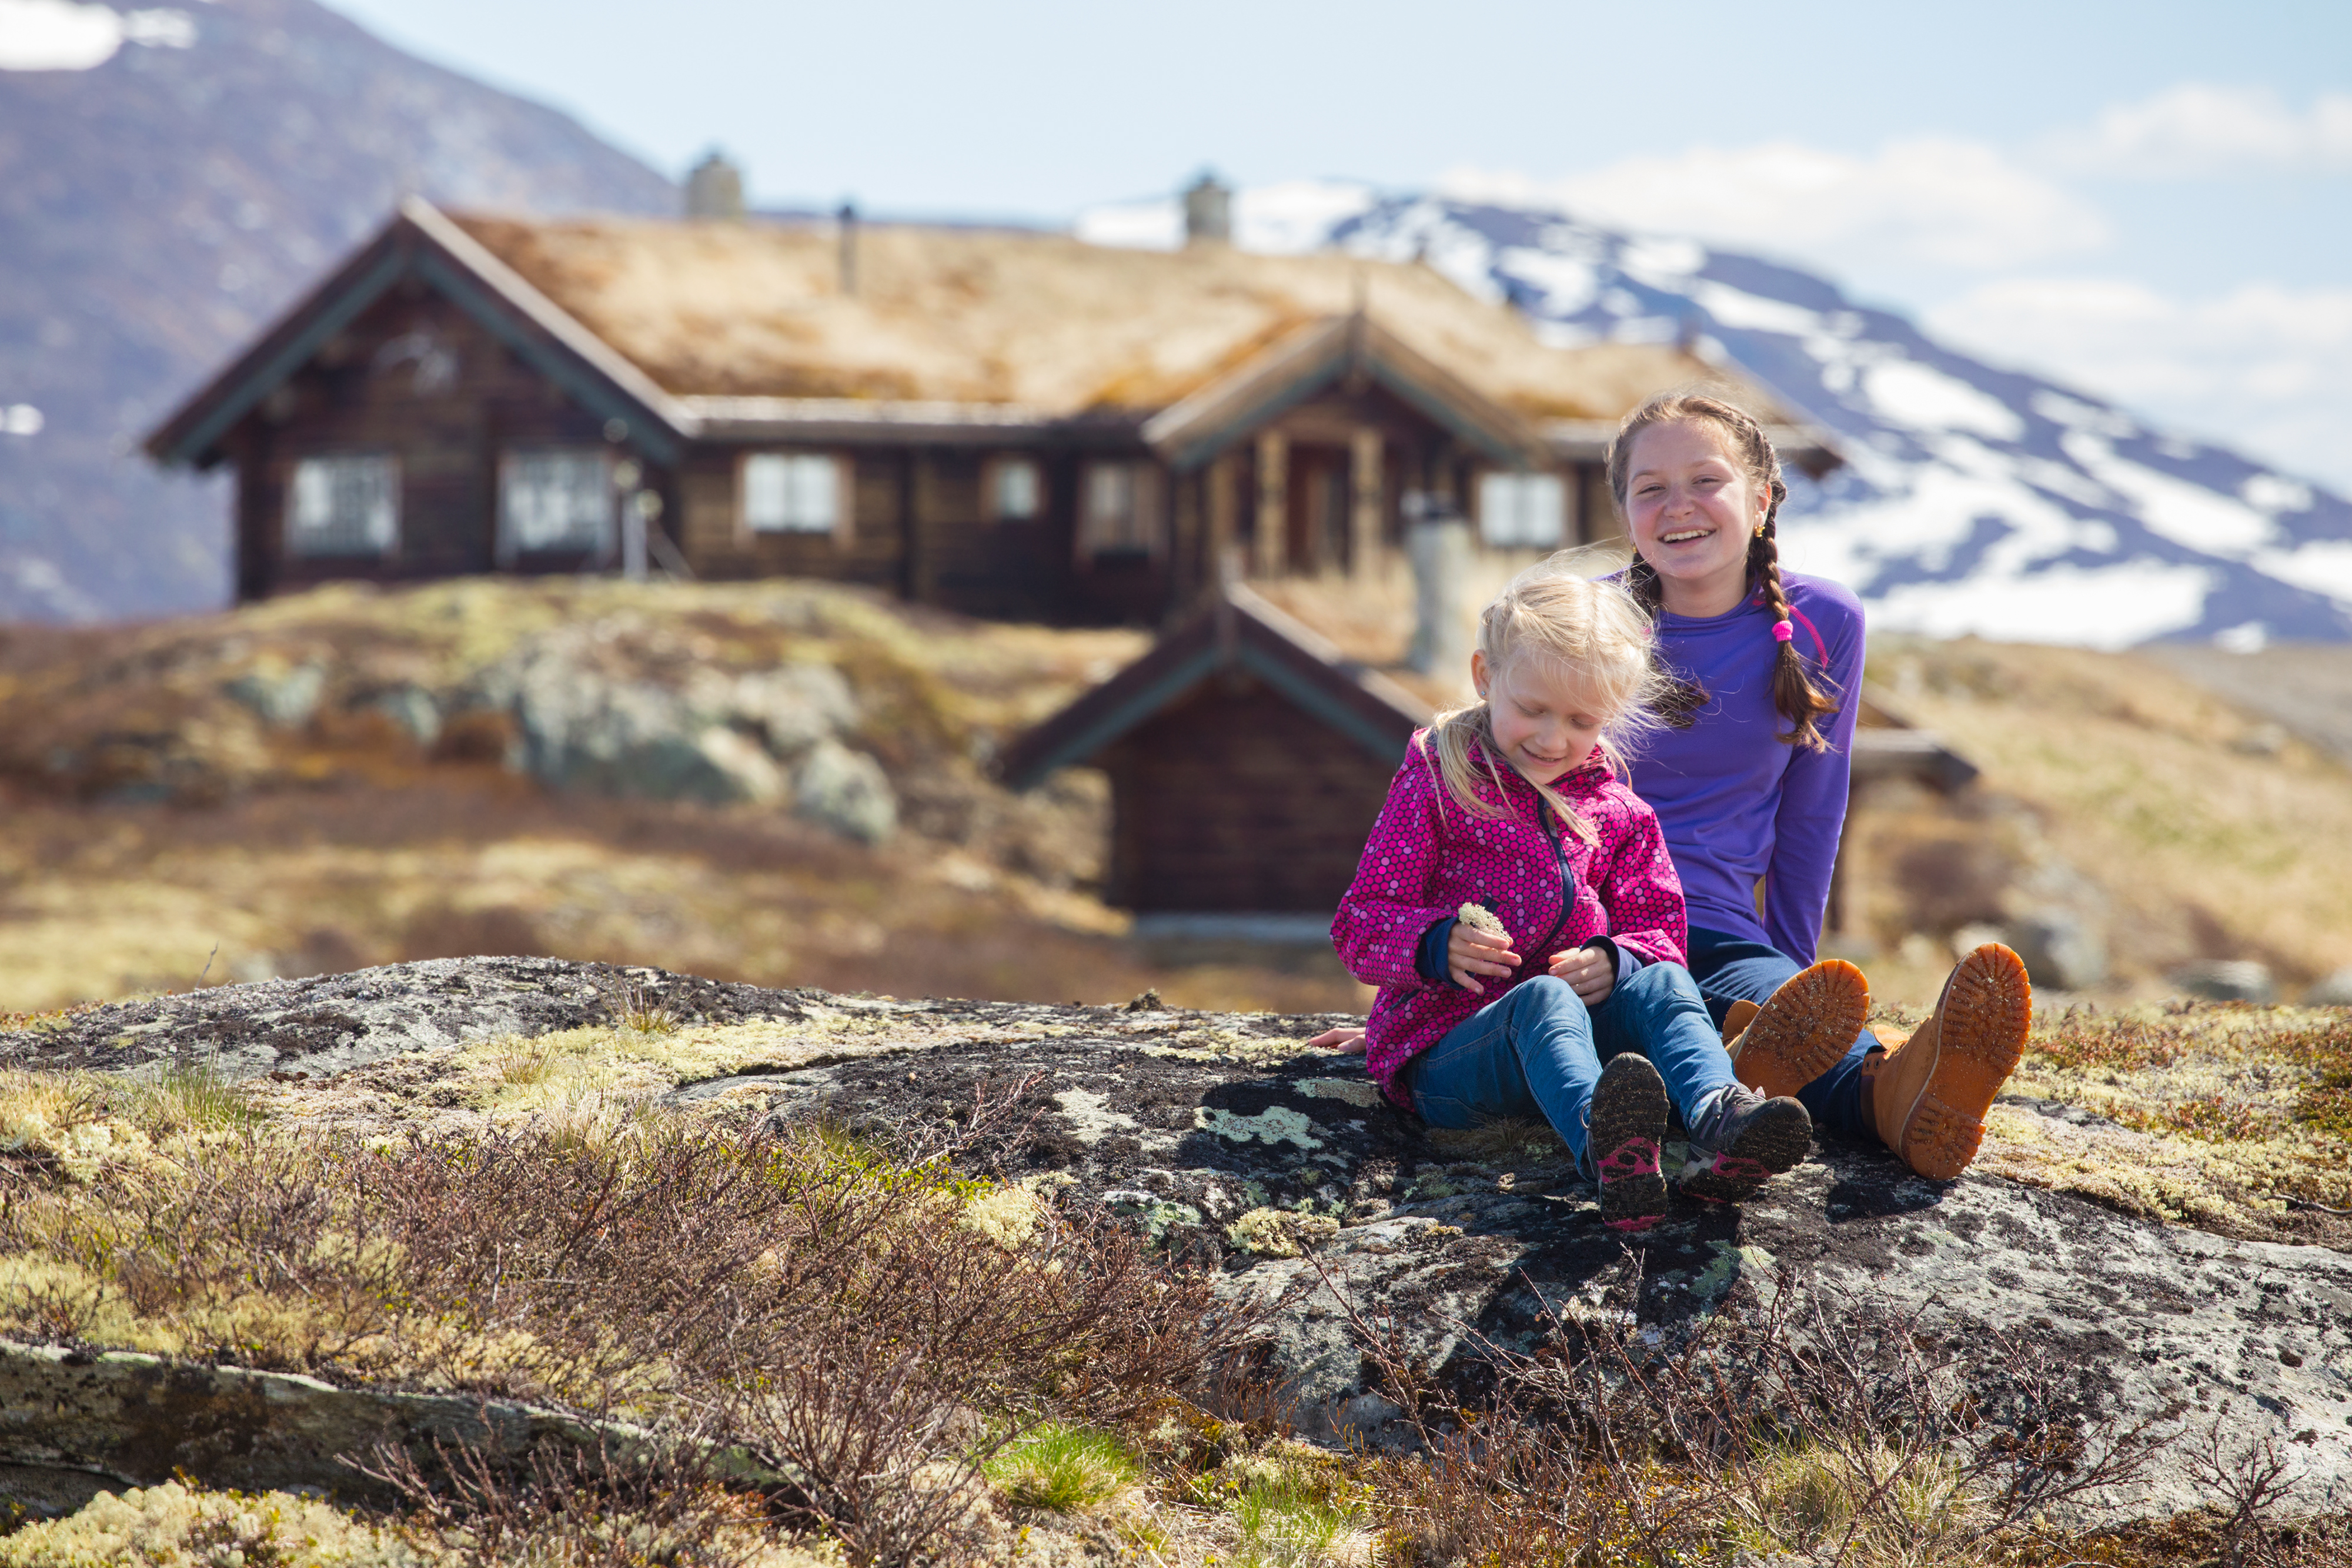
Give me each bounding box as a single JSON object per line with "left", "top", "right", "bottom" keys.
{"left": 1331, "top": 556, "right": 1812, "bottom": 1231}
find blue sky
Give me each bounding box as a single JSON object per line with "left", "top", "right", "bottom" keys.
{"left": 328, "top": 1, "right": 2352, "bottom": 487}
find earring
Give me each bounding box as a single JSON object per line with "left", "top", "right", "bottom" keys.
{"left": 1753, "top": 523, "right": 1765, "bottom": 537}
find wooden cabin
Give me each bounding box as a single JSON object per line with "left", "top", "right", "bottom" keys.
{"left": 999, "top": 584, "right": 1429, "bottom": 915}
{"left": 1005, "top": 590, "right": 1977, "bottom": 930}
{"left": 146, "top": 197, "right": 1839, "bottom": 625}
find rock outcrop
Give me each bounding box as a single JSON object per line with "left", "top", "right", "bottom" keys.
{"left": 5, "top": 957, "right": 2349, "bottom": 1523}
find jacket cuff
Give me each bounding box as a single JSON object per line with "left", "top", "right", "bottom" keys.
{"left": 1416, "top": 917, "right": 1459, "bottom": 985}
{"left": 1584, "top": 935, "right": 1641, "bottom": 988}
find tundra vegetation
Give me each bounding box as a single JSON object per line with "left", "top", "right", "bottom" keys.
{"left": 0, "top": 987, "right": 2347, "bottom": 1566}
{"left": 6, "top": 578, "right": 2352, "bottom": 1021}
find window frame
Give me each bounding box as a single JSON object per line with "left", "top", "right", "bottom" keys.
{"left": 283, "top": 452, "right": 401, "bottom": 559}
{"left": 983, "top": 453, "right": 1044, "bottom": 522}
{"left": 1076, "top": 459, "right": 1166, "bottom": 562}
{"left": 738, "top": 450, "right": 855, "bottom": 544}
{"left": 1476, "top": 469, "right": 1569, "bottom": 550}
{"left": 496, "top": 447, "right": 618, "bottom": 564}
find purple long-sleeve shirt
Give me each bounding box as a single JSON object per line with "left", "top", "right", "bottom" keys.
{"left": 1625, "top": 571, "right": 1864, "bottom": 965}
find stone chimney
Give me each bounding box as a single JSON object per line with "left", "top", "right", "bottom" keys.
{"left": 1183, "top": 170, "right": 1232, "bottom": 246}
{"left": 684, "top": 152, "right": 744, "bottom": 221}
{"left": 1404, "top": 490, "right": 1474, "bottom": 686}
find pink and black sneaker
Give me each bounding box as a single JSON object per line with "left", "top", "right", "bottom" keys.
{"left": 1587, "top": 1054, "right": 1670, "bottom": 1232}
{"left": 1680, "top": 1084, "right": 1812, "bottom": 1204}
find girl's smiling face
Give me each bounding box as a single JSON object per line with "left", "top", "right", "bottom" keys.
{"left": 1473, "top": 648, "right": 1615, "bottom": 784}
{"left": 1622, "top": 419, "right": 1768, "bottom": 616}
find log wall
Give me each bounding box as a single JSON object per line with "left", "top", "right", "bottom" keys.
{"left": 1102, "top": 676, "right": 1396, "bottom": 912}
{"left": 233, "top": 287, "right": 625, "bottom": 599}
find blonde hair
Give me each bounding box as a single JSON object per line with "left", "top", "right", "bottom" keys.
{"left": 1422, "top": 551, "right": 1665, "bottom": 844}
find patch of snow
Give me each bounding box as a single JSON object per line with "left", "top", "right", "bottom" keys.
{"left": 1870, "top": 563, "right": 2217, "bottom": 650}
{"left": 2029, "top": 388, "right": 2137, "bottom": 437}
{"left": 1416, "top": 223, "right": 1504, "bottom": 304}
{"left": 1689, "top": 280, "right": 1823, "bottom": 336}
{"left": 1863, "top": 359, "right": 2026, "bottom": 441}
{"left": 2249, "top": 542, "right": 2352, "bottom": 607}
{"left": 1, "top": 404, "right": 42, "bottom": 435}
{"left": 2214, "top": 622, "right": 2269, "bottom": 654}
{"left": 0, "top": 0, "right": 122, "bottom": 69}
{"left": 0, "top": 0, "right": 189, "bottom": 68}
{"left": 122, "top": 7, "right": 190, "bottom": 47}
{"left": 1235, "top": 180, "right": 1374, "bottom": 255}
{"left": 2243, "top": 473, "right": 2316, "bottom": 515}
{"left": 2062, "top": 433, "right": 2277, "bottom": 556}
{"left": 1496, "top": 247, "right": 1599, "bottom": 316}
{"left": 1074, "top": 198, "right": 1180, "bottom": 251}
{"left": 1615, "top": 236, "right": 1706, "bottom": 288}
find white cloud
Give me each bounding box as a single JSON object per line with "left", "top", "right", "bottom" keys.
{"left": 2052, "top": 83, "right": 2352, "bottom": 176}
{"left": 1926, "top": 278, "right": 2352, "bottom": 490}
{"left": 1442, "top": 138, "right": 2106, "bottom": 270}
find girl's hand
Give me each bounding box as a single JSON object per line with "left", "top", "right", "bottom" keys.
{"left": 1306, "top": 1027, "right": 1367, "bottom": 1052}
{"left": 1551, "top": 945, "right": 1615, "bottom": 1004}
{"left": 1449, "top": 925, "right": 1521, "bottom": 995}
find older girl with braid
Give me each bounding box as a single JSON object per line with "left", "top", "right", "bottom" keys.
{"left": 1609, "top": 392, "right": 2029, "bottom": 1181}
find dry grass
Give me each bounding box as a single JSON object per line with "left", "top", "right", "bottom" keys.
{"left": 1861, "top": 637, "right": 2352, "bottom": 997}
{"left": 1960, "top": 1002, "right": 2352, "bottom": 1243}
{"left": 0, "top": 577, "right": 1379, "bottom": 1018}
{"left": 445, "top": 212, "right": 1745, "bottom": 423}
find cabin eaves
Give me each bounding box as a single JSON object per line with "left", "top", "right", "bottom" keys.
{"left": 1000, "top": 584, "right": 1431, "bottom": 789}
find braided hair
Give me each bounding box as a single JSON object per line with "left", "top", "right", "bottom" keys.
{"left": 1606, "top": 393, "right": 1841, "bottom": 751}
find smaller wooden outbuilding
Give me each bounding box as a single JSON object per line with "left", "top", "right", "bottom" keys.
{"left": 1000, "top": 584, "right": 1430, "bottom": 918}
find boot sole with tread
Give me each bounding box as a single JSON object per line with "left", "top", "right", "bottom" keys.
{"left": 1589, "top": 1055, "right": 1670, "bottom": 1232}
{"left": 1681, "top": 1096, "right": 1813, "bottom": 1204}
{"left": 1732, "top": 959, "right": 1870, "bottom": 1100}
{"left": 1898, "top": 944, "right": 2031, "bottom": 1182}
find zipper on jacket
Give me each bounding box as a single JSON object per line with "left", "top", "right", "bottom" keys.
{"left": 1527, "top": 801, "right": 1576, "bottom": 974}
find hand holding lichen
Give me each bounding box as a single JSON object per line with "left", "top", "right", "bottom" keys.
{"left": 1447, "top": 903, "right": 1519, "bottom": 994}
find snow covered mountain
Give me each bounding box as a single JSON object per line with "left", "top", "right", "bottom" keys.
{"left": 0, "top": 0, "right": 676, "bottom": 622}
{"left": 1096, "top": 186, "right": 2352, "bottom": 648}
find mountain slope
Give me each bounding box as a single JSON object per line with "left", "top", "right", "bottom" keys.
{"left": 1182, "top": 187, "right": 2352, "bottom": 647}
{"left": 0, "top": 0, "right": 676, "bottom": 621}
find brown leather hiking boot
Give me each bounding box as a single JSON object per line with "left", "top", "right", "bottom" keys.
{"left": 1725, "top": 960, "right": 1870, "bottom": 1099}
{"left": 1865, "top": 943, "right": 2030, "bottom": 1181}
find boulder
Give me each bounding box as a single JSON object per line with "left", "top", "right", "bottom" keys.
{"left": 2170, "top": 959, "right": 2277, "bottom": 1003}
{"left": 222, "top": 661, "right": 325, "bottom": 729}
{"left": 690, "top": 663, "right": 858, "bottom": 755}
{"left": 2308, "top": 967, "right": 2352, "bottom": 1007}
{"left": 792, "top": 737, "right": 897, "bottom": 844}
{"left": 360, "top": 683, "right": 441, "bottom": 746}
{"left": 2006, "top": 909, "right": 2107, "bottom": 991}
{"left": 6, "top": 959, "right": 2349, "bottom": 1525}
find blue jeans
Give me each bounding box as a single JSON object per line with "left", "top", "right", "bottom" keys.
{"left": 1403, "top": 965, "right": 1736, "bottom": 1169}
{"left": 1685, "top": 927, "right": 1879, "bottom": 1141}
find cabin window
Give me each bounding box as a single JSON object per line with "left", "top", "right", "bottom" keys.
{"left": 1478, "top": 471, "right": 1567, "bottom": 549}
{"left": 1078, "top": 461, "right": 1164, "bottom": 557}
{"left": 743, "top": 453, "right": 843, "bottom": 534}
{"left": 499, "top": 449, "right": 614, "bottom": 556}
{"left": 988, "top": 456, "right": 1041, "bottom": 521}
{"left": 285, "top": 453, "right": 399, "bottom": 556}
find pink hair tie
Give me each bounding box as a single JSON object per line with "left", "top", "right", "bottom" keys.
{"left": 1772, "top": 620, "right": 1795, "bottom": 643}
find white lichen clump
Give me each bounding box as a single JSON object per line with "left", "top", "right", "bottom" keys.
{"left": 1456, "top": 903, "right": 1507, "bottom": 938}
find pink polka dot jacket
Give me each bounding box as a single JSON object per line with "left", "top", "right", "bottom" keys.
{"left": 1331, "top": 732, "right": 1690, "bottom": 1109}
